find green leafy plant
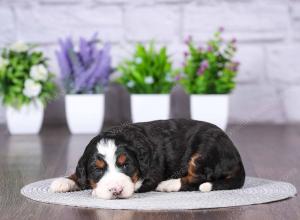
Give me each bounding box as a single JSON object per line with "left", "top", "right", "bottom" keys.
{"left": 0, "top": 42, "right": 58, "bottom": 108}
{"left": 116, "top": 42, "right": 175, "bottom": 94}
{"left": 179, "top": 28, "right": 239, "bottom": 94}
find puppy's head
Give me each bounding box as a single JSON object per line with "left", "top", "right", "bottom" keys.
{"left": 75, "top": 138, "right": 142, "bottom": 199}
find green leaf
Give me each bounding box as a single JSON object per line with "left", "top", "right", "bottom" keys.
{"left": 115, "top": 42, "right": 175, "bottom": 94}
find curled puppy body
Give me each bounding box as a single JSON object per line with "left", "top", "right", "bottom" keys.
{"left": 50, "top": 119, "right": 245, "bottom": 199}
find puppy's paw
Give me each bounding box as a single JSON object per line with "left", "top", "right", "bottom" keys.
{"left": 156, "top": 179, "right": 181, "bottom": 192}
{"left": 199, "top": 182, "right": 212, "bottom": 192}
{"left": 50, "top": 178, "right": 78, "bottom": 193}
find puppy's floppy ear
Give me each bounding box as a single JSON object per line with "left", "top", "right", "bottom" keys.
{"left": 74, "top": 154, "right": 88, "bottom": 189}
{"left": 72, "top": 135, "right": 101, "bottom": 189}
{"left": 126, "top": 134, "right": 152, "bottom": 176}
{"left": 103, "top": 125, "right": 152, "bottom": 176}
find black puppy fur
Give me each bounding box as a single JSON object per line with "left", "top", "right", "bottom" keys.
{"left": 70, "top": 119, "right": 245, "bottom": 192}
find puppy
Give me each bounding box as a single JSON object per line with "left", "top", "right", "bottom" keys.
{"left": 50, "top": 119, "right": 245, "bottom": 199}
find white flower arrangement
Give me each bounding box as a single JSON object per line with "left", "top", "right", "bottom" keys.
{"left": 0, "top": 42, "right": 57, "bottom": 108}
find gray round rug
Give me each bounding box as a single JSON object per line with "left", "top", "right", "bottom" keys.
{"left": 21, "top": 177, "right": 297, "bottom": 210}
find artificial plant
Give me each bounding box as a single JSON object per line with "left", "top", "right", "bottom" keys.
{"left": 116, "top": 42, "right": 175, "bottom": 94}
{"left": 0, "top": 42, "right": 57, "bottom": 108}
{"left": 56, "top": 34, "right": 112, "bottom": 94}
{"left": 179, "top": 28, "right": 239, "bottom": 94}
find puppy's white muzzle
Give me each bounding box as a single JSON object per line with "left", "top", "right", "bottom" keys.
{"left": 92, "top": 172, "right": 134, "bottom": 199}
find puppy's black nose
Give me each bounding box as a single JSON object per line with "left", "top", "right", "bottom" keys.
{"left": 109, "top": 187, "right": 123, "bottom": 196}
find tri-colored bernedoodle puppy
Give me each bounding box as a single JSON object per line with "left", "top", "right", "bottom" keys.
{"left": 50, "top": 119, "right": 245, "bottom": 199}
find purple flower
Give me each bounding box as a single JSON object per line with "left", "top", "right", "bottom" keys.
{"left": 219, "top": 26, "right": 225, "bottom": 32}
{"left": 56, "top": 38, "right": 73, "bottom": 79}
{"left": 183, "top": 51, "right": 189, "bottom": 57}
{"left": 184, "top": 35, "right": 192, "bottom": 45}
{"left": 231, "top": 38, "right": 237, "bottom": 44}
{"left": 197, "top": 60, "right": 209, "bottom": 75}
{"left": 201, "top": 60, "right": 209, "bottom": 69}
{"left": 56, "top": 34, "right": 112, "bottom": 94}
{"left": 207, "top": 45, "right": 213, "bottom": 52}
{"left": 175, "top": 74, "right": 181, "bottom": 81}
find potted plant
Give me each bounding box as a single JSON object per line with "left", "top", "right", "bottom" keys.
{"left": 116, "top": 43, "right": 175, "bottom": 122}
{"left": 179, "top": 28, "right": 239, "bottom": 130}
{"left": 56, "top": 34, "right": 111, "bottom": 134}
{"left": 0, "top": 42, "right": 57, "bottom": 134}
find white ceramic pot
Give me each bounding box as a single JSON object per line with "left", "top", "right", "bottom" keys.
{"left": 131, "top": 94, "right": 170, "bottom": 123}
{"left": 65, "top": 94, "right": 104, "bottom": 134}
{"left": 6, "top": 100, "right": 44, "bottom": 135}
{"left": 190, "top": 94, "right": 229, "bottom": 130}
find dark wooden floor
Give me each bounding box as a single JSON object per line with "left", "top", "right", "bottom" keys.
{"left": 0, "top": 124, "right": 299, "bottom": 220}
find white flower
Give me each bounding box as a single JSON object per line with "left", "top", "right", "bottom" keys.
{"left": 23, "top": 79, "right": 42, "bottom": 98}
{"left": 144, "top": 76, "right": 154, "bottom": 84}
{"left": 10, "top": 41, "right": 29, "bottom": 53}
{"left": 165, "top": 74, "right": 173, "bottom": 82}
{"left": 0, "top": 57, "right": 9, "bottom": 69}
{"left": 127, "top": 81, "right": 135, "bottom": 88}
{"left": 30, "top": 64, "right": 48, "bottom": 81}
{"left": 135, "top": 57, "right": 143, "bottom": 64}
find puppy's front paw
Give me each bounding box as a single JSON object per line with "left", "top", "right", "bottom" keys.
{"left": 50, "top": 178, "right": 78, "bottom": 193}
{"left": 156, "top": 179, "right": 181, "bottom": 192}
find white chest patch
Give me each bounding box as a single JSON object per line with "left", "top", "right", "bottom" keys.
{"left": 134, "top": 179, "right": 143, "bottom": 192}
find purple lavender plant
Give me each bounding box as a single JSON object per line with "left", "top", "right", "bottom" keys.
{"left": 56, "top": 34, "right": 112, "bottom": 94}
{"left": 197, "top": 60, "right": 209, "bottom": 75}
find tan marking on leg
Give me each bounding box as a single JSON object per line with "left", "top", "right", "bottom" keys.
{"left": 181, "top": 153, "right": 201, "bottom": 184}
